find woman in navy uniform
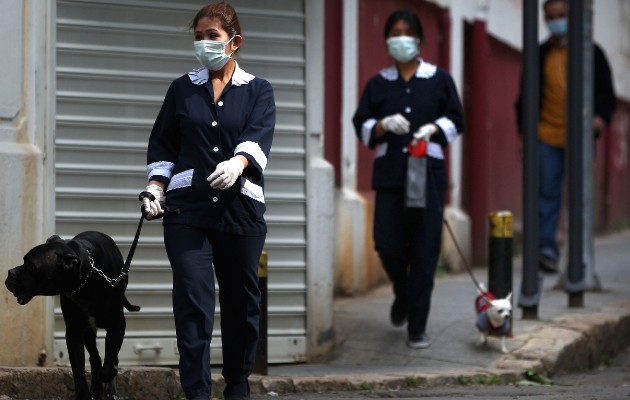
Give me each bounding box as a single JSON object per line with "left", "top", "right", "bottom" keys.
{"left": 140, "top": 3, "right": 275, "bottom": 399}
{"left": 353, "top": 10, "right": 464, "bottom": 349}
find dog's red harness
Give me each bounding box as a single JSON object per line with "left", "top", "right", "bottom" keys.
{"left": 474, "top": 291, "right": 496, "bottom": 313}
{"left": 475, "top": 291, "right": 510, "bottom": 336}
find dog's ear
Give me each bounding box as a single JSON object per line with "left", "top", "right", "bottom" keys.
{"left": 46, "top": 235, "right": 62, "bottom": 244}
{"left": 506, "top": 292, "right": 512, "bottom": 303}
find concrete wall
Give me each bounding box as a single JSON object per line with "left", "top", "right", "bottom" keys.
{"left": 0, "top": 0, "right": 55, "bottom": 366}
{"left": 305, "top": 0, "right": 336, "bottom": 358}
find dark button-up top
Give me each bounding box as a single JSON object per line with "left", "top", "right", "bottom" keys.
{"left": 147, "top": 63, "right": 275, "bottom": 235}
{"left": 353, "top": 60, "right": 464, "bottom": 189}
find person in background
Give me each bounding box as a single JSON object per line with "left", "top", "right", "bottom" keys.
{"left": 515, "top": 0, "right": 615, "bottom": 274}
{"left": 139, "top": 2, "right": 275, "bottom": 399}
{"left": 353, "top": 10, "right": 464, "bottom": 349}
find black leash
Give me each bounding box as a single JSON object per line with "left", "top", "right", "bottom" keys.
{"left": 441, "top": 216, "right": 487, "bottom": 295}
{"left": 123, "top": 212, "right": 146, "bottom": 272}
{"left": 123, "top": 192, "right": 180, "bottom": 273}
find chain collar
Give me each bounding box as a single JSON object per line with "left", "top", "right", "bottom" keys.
{"left": 68, "top": 253, "right": 127, "bottom": 297}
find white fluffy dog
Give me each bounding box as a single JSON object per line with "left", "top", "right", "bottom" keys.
{"left": 474, "top": 284, "right": 512, "bottom": 353}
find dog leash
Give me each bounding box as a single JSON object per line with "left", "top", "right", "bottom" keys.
{"left": 124, "top": 194, "right": 180, "bottom": 273}
{"left": 421, "top": 156, "right": 494, "bottom": 300}
{"left": 441, "top": 217, "right": 487, "bottom": 295}
{"left": 123, "top": 212, "right": 146, "bottom": 272}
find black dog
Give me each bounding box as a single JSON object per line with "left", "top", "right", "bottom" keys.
{"left": 5, "top": 231, "right": 140, "bottom": 400}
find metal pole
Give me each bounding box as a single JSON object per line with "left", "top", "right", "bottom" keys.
{"left": 566, "top": 0, "right": 586, "bottom": 307}
{"left": 580, "top": 0, "right": 601, "bottom": 292}
{"left": 518, "top": 0, "right": 542, "bottom": 320}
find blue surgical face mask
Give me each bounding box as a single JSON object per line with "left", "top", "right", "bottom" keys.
{"left": 546, "top": 17, "right": 568, "bottom": 37}
{"left": 194, "top": 36, "right": 235, "bottom": 71}
{"left": 386, "top": 36, "right": 420, "bottom": 63}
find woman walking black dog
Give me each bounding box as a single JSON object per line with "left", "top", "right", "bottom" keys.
{"left": 140, "top": 3, "right": 275, "bottom": 399}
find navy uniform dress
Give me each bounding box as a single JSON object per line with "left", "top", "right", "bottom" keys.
{"left": 353, "top": 60, "right": 464, "bottom": 340}
{"left": 147, "top": 63, "right": 275, "bottom": 399}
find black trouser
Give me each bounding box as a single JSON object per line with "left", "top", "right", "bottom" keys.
{"left": 373, "top": 157, "right": 446, "bottom": 338}
{"left": 164, "top": 223, "right": 265, "bottom": 399}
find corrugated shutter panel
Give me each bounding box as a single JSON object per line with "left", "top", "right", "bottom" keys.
{"left": 54, "top": 0, "right": 307, "bottom": 366}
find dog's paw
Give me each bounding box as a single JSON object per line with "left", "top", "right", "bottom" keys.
{"left": 97, "top": 367, "right": 118, "bottom": 383}
{"left": 477, "top": 333, "right": 488, "bottom": 347}
{"left": 501, "top": 338, "right": 509, "bottom": 354}
{"left": 104, "top": 379, "right": 119, "bottom": 400}
{"left": 89, "top": 384, "right": 103, "bottom": 400}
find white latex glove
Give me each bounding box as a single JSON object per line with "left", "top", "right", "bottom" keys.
{"left": 207, "top": 157, "right": 245, "bottom": 190}
{"left": 141, "top": 184, "right": 165, "bottom": 219}
{"left": 413, "top": 123, "right": 438, "bottom": 142}
{"left": 381, "top": 113, "right": 410, "bottom": 135}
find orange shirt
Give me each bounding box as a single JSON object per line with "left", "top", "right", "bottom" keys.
{"left": 538, "top": 46, "right": 567, "bottom": 147}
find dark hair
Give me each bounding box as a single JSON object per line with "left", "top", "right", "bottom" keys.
{"left": 383, "top": 10, "right": 424, "bottom": 42}
{"left": 190, "top": 2, "right": 242, "bottom": 43}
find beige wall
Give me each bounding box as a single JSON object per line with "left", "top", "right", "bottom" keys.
{"left": 0, "top": 0, "right": 55, "bottom": 366}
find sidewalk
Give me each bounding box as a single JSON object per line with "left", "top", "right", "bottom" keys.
{"left": 1, "top": 231, "right": 629, "bottom": 399}
{"left": 254, "top": 229, "right": 630, "bottom": 393}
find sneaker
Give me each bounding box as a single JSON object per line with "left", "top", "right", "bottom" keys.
{"left": 539, "top": 254, "right": 559, "bottom": 274}
{"left": 390, "top": 297, "right": 408, "bottom": 327}
{"left": 407, "top": 333, "right": 431, "bottom": 349}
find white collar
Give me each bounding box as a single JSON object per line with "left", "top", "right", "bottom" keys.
{"left": 188, "top": 61, "right": 255, "bottom": 86}
{"left": 379, "top": 58, "right": 437, "bottom": 81}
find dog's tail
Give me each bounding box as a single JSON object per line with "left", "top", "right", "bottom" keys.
{"left": 124, "top": 296, "right": 141, "bottom": 312}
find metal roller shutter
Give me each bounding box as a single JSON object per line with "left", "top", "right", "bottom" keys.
{"left": 54, "top": 0, "right": 307, "bottom": 366}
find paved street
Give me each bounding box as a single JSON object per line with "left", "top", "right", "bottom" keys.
{"left": 249, "top": 346, "right": 630, "bottom": 399}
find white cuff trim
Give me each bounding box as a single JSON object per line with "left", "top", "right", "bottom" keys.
{"left": 166, "top": 169, "right": 193, "bottom": 192}
{"left": 427, "top": 142, "right": 445, "bottom": 159}
{"left": 241, "top": 179, "right": 265, "bottom": 203}
{"left": 361, "top": 118, "right": 377, "bottom": 146}
{"left": 147, "top": 161, "right": 175, "bottom": 180}
{"left": 235, "top": 141, "right": 267, "bottom": 171}
{"left": 435, "top": 116, "right": 458, "bottom": 143}
{"left": 375, "top": 142, "right": 388, "bottom": 158}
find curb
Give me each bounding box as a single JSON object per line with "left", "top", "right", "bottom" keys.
{"left": 1, "top": 300, "right": 629, "bottom": 399}
{"left": 492, "top": 300, "right": 630, "bottom": 377}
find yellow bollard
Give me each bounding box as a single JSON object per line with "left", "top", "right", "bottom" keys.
{"left": 488, "top": 211, "right": 513, "bottom": 300}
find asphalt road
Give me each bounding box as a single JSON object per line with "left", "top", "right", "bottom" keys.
{"left": 248, "top": 346, "right": 630, "bottom": 400}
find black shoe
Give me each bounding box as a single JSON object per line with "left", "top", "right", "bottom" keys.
{"left": 390, "top": 297, "right": 408, "bottom": 327}
{"left": 224, "top": 396, "right": 249, "bottom": 400}
{"left": 539, "top": 254, "right": 559, "bottom": 274}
